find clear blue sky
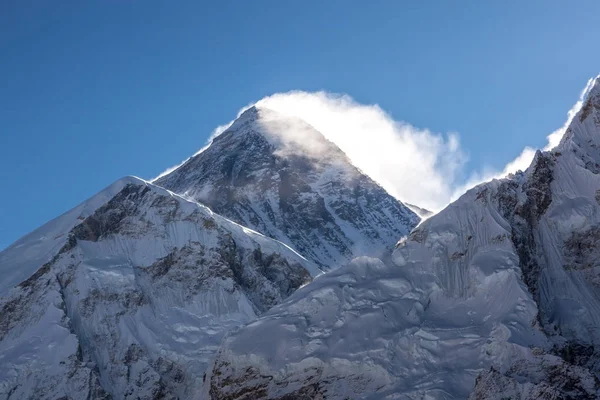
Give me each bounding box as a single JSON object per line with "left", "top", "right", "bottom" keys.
{"left": 1, "top": 0, "right": 600, "bottom": 250}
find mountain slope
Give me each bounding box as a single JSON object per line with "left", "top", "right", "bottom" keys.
{"left": 204, "top": 78, "right": 600, "bottom": 399}
{"left": 155, "top": 106, "right": 419, "bottom": 269}
{"left": 0, "top": 177, "right": 133, "bottom": 294}
{"left": 0, "top": 177, "right": 318, "bottom": 399}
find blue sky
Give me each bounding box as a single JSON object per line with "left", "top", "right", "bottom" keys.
{"left": 1, "top": 0, "right": 600, "bottom": 250}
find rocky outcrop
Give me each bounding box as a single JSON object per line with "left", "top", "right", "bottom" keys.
{"left": 470, "top": 354, "right": 600, "bottom": 400}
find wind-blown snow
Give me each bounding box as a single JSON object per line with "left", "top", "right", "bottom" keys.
{"left": 451, "top": 74, "right": 600, "bottom": 202}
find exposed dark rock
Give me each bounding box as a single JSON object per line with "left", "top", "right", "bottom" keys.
{"left": 563, "top": 226, "right": 600, "bottom": 271}
{"left": 72, "top": 184, "right": 152, "bottom": 242}
{"left": 209, "top": 361, "right": 327, "bottom": 400}
{"left": 494, "top": 153, "right": 554, "bottom": 331}
{"left": 470, "top": 355, "right": 600, "bottom": 400}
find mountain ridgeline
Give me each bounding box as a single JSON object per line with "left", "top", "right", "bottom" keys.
{"left": 3, "top": 78, "right": 600, "bottom": 399}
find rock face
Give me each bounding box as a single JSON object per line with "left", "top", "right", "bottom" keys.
{"left": 469, "top": 354, "right": 599, "bottom": 400}
{"left": 0, "top": 177, "right": 317, "bottom": 399}
{"left": 155, "top": 106, "right": 419, "bottom": 269}
{"left": 205, "top": 78, "right": 600, "bottom": 399}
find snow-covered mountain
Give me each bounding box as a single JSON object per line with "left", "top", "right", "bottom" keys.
{"left": 155, "top": 106, "right": 420, "bottom": 269}
{"left": 0, "top": 103, "right": 419, "bottom": 400}
{"left": 204, "top": 78, "right": 600, "bottom": 399}
{"left": 404, "top": 202, "right": 434, "bottom": 219}
{"left": 0, "top": 177, "right": 319, "bottom": 399}
{"left": 6, "top": 77, "right": 600, "bottom": 400}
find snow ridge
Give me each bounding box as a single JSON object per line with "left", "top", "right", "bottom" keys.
{"left": 0, "top": 178, "right": 318, "bottom": 399}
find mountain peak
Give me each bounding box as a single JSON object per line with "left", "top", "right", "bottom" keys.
{"left": 231, "top": 105, "right": 260, "bottom": 124}
{"left": 155, "top": 109, "right": 419, "bottom": 268}
{"left": 588, "top": 73, "right": 600, "bottom": 95}
{"left": 225, "top": 105, "right": 290, "bottom": 131}
{"left": 581, "top": 74, "right": 600, "bottom": 116}
{"left": 212, "top": 104, "right": 350, "bottom": 167}
{"left": 577, "top": 74, "right": 600, "bottom": 118}
{"left": 555, "top": 74, "right": 600, "bottom": 156}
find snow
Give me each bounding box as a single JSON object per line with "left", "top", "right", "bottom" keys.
{"left": 0, "top": 176, "right": 140, "bottom": 295}
{"left": 206, "top": 186, "right": 548, "bottom": 398}
{"left": 5, "top": 78, "right": 600, "bottom": 399}
{"left": 0, "top": 177, "right": 319, "bottom": 399}
{"left": 206, "top": 78, "right": 600, "bottom": 399}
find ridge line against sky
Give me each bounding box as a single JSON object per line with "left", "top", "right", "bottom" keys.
{"left": 4, "top": 1, "right": 600, "bottom": 251}
{"left": 153, "top": 75, "right": 599, "bottom": 212}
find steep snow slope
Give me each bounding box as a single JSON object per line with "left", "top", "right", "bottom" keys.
{"left": 205, "top": 78, "right": 600, "bottom": 399}
{"left": 0, "top": 178, "right": 134, "bottom": 294}
{"left": 155, "top": 106, "right": 419, "bottom": 269}
{"left": 0, "top": 177, "right": 318, "bottom": 399}
{"left": 204, "top": 191, "right": 548, "bottom": 399}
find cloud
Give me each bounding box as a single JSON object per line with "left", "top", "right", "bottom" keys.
{"left": 254, "top": 91, "right": 467, "bottom": 211}
{"left": 152, "top": 76, "right": 598, "bottom": 211}
{"left": 152, "top": 92, "right": 468, "bottom": 211}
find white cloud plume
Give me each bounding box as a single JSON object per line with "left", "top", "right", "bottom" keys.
{"left": 152, "top": 92, "right": 468, "bottom": 211}
{"left": 255, "top": 91, "right": 467, "bottom": 211}
{"left": 152, "top": 76, "right": 598, "bottom": 211}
